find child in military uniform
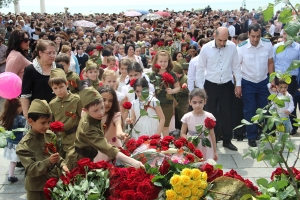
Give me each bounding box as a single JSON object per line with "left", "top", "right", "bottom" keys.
{"left": 55, "top": 53, "right": 80, "bottom": 94}
{"left": 85, "top": 60, "right": 102, "bottom": 89}
{"left": 16, "top": 99, "right": 69, "bottom": 200}
{"left": 66, "top": 87, "right": 144, "bottom": 170}
{"left": 173, "top": 62, "right": 189, "bottom": 130}
{"left": 48, "top": 68, "right": 82, "bottom": 160}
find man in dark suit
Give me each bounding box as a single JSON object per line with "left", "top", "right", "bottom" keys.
{"left": 242, "top": 13, "right": 254, "bottom": 33}
{"left": 75, "top": 45, "right": 89, "bottom": 73}
{"left": 233, "top": 17, "right": 241, "bottom": 36}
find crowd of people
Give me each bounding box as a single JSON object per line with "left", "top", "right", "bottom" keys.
{"left": 0, "top": 6, "right": 300, "bottom": 199}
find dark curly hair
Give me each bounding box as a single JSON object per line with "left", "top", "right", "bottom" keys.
{"left": 5, "top": 30, "right": 29, "bottom": 58}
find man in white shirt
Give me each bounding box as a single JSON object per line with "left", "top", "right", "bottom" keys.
{"left": 196, "top": 27, "right": 241, "bottom": 151}
{"left": 268, "top": 20, "right": 275, "bottom": 36}
{"left": 237, "top": 23, "right": 275, "bottom": 147}
{"left": 228, "top": 18, "right": 236, "bottom": 37}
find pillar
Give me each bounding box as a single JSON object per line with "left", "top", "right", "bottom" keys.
{"left": 13, "top": 0, "right": 20, "bottom": 14}
{"left": 40, "top": 0, "right": 46, "bottom": 14}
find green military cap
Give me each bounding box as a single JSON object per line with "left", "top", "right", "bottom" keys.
{"left": 50, "top": 68, "right": 67, "bottom": 81}
{"left": 263, "top": 32, "right": 272, "bottom": 39}
{"left": 28, "top": 99, "right": 52, "bottom": 114}
{"left": 178, "top": 58, "right": 187, "bottom": 66}
{"left": 85, "top": 60, "right": 98, "bottom": 71}
{"left": 182, "top": 62, "right": 189, "bottom": 70}
{"left": 172, "top": 61, "right": 184, "bottom": 74}
{"left": 79, "top": 87, "right": 102, "bottom": 107}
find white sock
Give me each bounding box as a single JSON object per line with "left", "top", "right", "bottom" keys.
{"left": 9, "top": 162, "right": 17, "bottom": 177}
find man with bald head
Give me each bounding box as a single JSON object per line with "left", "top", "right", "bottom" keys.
{"left": 196, "top": 27, "right": 241, "bottom": 151}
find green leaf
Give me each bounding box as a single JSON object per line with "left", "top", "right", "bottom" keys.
{"left": 277, "top": 180, "right": 288, "bottom": 189}
{"left": 262, "top": 3, "right": 274, "bottom": 22}
{"left": 293, "top": 35, "right": 300, "bottom": 42}
{"left": 286, "top": 60, "right": 300, "bottom": 73}
{"left": 214, "top": 164, "right": 223, "bottom": 170}
{"left": 274, "top": 0, "right": 289, "bottom": 5}
{"left": 256, "top": 178, "right": 269, "bottom": 188}
{"left": 284, "top": 75, "right": 291, "bottom": 84}
{"left": 151, "top": 175, "right": 164, "bottom": 182}
{"left": 285, "top": 140, "right": 295, "bottom": 152}
{"left": 277, "top": 95, "right": 290, "bottom": 102}
{"left": 140, "top": 109, "right": 148, "bottom": 116}
{"left": 284, "top": 20, "right": 300, "bottom": 37}
{"left": 268, "top": 94, "right": 276, "bottom": 101}
{"left": 233, "top": 124, "right": 245, "bottom": 130}
{"left": 153, "top": 182, "right": 162, "bottom": 187}
{"left": 241, "top": 119, "right": 251, "bottom": 125}
{"left": 269, "top": 72, "right": 276, "bottom": 82}
{"left": 270, "top": 155, "right": 278, "bottom": 167}
{"left": 278, "top": 7, "right": 293, "bottom": 23}
{"left": 88, "top": 194, "right": 100, "bottom": 200}
{"left": 240, "top": 194, "right": 257, "bottom": 200}
{"left": 202, "top": 138, "right": 211, "bottom": 147}
{"left": 276, "top": 45, "right": 285, "bottom": 54}
{"left": 128, "top": 89, "right": 134, "bottom": 93}
{"left": 81, "top": 180, "right": 88, "bottom": 191}
{"left": 295, "top": 3, "right": 300, "bottom": 10}
{"left": 141, "top": 88, "right": 149, "bottom": 101}
{"left": 195, "top": 124, "right": 203, "bottom": 133}
{"left": 156, "top": 101, "right": 160, "bottom": 106}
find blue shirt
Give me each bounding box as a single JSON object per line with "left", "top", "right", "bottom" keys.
{"left": 189, "top": 40, "right": 199, "bottom": 50}
{"left": 273, "top": 42, "right": 300, "bottom": 76}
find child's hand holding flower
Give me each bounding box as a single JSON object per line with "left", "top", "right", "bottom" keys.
{"left": 125, "top": 118, "right": 133, "bottom": 124}
{"left": 182, "top": 83, "right": 187, "bottom": 89}
{"left": 62, "top": 165, "right": 70, "bottom": 173}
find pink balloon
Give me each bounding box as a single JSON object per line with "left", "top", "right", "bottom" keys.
{"left": 0, "top": 72, "right": 22, "bottom": 99}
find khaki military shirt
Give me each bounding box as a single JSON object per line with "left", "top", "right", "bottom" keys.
{"left": 49, "top": 92, "right": 82, "bottom": 133}
{"left": 75, "top": 114, "right": 119, "bottom": 160}
{"left": 66, "top": 71, "right": 80, "bottom": 94}
{"left": 16, "top": 130, "right": 66, "bottom": 191}
{"left": 176, "top": 74, "right": 189, "bottom": 99}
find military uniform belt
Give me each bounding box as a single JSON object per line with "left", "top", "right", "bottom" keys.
{"left": 75, "top": 146, "right": 98, "bottom": 160}
{"left": 64, "top": 126, "right": 78, "bottom": 135}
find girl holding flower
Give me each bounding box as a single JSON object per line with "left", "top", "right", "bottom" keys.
{"left": 149, "top": 50, "right": 180, "bottom": 136}
{"left": 94, "top": 85, "right": 128, "bottom": 162}
{"left": 126, "top": 78, "right": 165, "bottom": 139}
{"left": 180, "top": 88, "right": 218, "bottom": 161}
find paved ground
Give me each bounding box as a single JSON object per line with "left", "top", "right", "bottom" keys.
{"left": 0, "top": 97, "right": 299, "bottom": 199}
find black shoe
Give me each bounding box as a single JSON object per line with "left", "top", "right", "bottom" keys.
{"left": 223, "top": 142, "right": 238, "bottom": 151}
{"left": 248, "top": 139, "right": 257, "bottom": 147}
{"left": 16, "top": 162, "right": 24, "bottom": 168}
{"left": 236, "top": 137, "right": 243, "bottom": 141}
{"left": 8, "top": 176, "right": 18, "bottom": 183}
{"left": 290, "top": 129, "right": 297, "bottom": 135}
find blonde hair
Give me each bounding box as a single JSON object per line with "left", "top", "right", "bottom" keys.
{"left": 152, "top": 50, "right": 173, "bottom": 73}
{"left": 102, "top": 70, "right": 117, "bottom": 81}
{"left": 85, "top": 60, "right": 98, "bottom": 71}
{"left": 60, "top": 45, "right": 71, "bottom": 54}
{"left": 107, "top": 56, "right": 116, "bottom": 63}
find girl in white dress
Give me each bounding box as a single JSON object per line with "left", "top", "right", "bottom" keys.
{"left": 180, "top": 88, "right": 218, "bottom": 161}
{"left": 126, "top": 78, "right": 165, "bottom": 139}
{"left": 117, "top": 59, "right": 130, "bottom": 92}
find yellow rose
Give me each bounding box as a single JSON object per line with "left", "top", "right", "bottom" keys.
{"left": 201, "top": 172, "right": 208, "bottom": 181}
{"left": 181, "top": 168, "right": 193, "bottom": 177}
{"left": 176, "top": 196, "right": 185, "bottom": 200}
{"left": 191, "top": 187, "right": 199, "bottom": 196}
{"left": 190, "top": 196, "right": 199, "bottom": 200}
{"left": 194, "top": 180, "right": 202, "bottom": 188}
{"left": 170, "top": 174, "right": 182, "bottom": 186}
{"left": 181, "top": 175, "right": 191, "bottom": 185}
{"left": 166, "top": 189, "right": 177, "bottom": 199}
{"left": 191, "top": 168, "right": 201, "bottom": 180}
{"left": 188, "top": 180, "right": 195, "bottom": 188}
{"left": 182, "top": 188, "right": 192, "bottom": 198}
{"left": 197, "top": 189, "right": 204, "bottom": 198}
{"left": 199, "top": 180, "right": 208, "bottom": 189}
{"left": 174, "top": 185, "right": 184, "bottom": 194}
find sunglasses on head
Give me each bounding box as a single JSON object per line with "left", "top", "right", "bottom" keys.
{"left": 22, "top": 38, "right": 30, "bottom": 42}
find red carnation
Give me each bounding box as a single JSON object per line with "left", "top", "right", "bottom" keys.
{"left": 136, "top": 138, "right": 144, "bottom": 147}
{"left": 156, "top": 41, "right": 164, "bottom": 47}
{"left": 122, "top": 102, "right": 132, "bottom": 110}
{"left": 201, "top": 163, "right": 214, "bottom": 175}
{"left": 270, "top": 167, "right": 288, "bottom": 180}
{"left": 44, "top": 178, "right": 58, "bottom": 200}
{"left": 88, "top": 51, "right": 94, "bottom": 56}
{"left": 77, "top": 158, "right": 91, "bottom": 172}
{"left": 150, "top": 134, "right": 161, "bottom": 139}
{"left": 186, "top": 154, "right": 195, "bottom": 162}
{"left": 50, "top": 121, "right": 64, "bottom": 132}
{"left": 168, "top": 41, "right": 173, "bottom": 46}
{"left": 139, "top": 135, "right": 150, "bottom": 141}
{"left": 151, "top": 51, "right": 156, "bottom": 56}
{"left": 204, "top": 117, "right": 216, "bottom": 129}
{"left": 194, "top": 149, "right": 203, "bottom": 159}
{"left": 162, "top": 136, "right": 174, "bottom": 142}
{"left": 159, "top": 159, "right": 170, "bottom": 175}
{"left": 178, "top": 137, "right": 188, "bottom": 145}
{"left": 150, "top": 139, "right": 159, "bottom": 148}
{"left": 174, "top": 28, "right": 182, "bottom": 33}
{"left": 118, "top": 147, "right": 131, "bottom": 156}
{"left": 154, "top": 64, "right": 161, "bottom": 69}
{"left": 174, "top": 140, "right": 184, "bottom": 149}
{"left": 96, "top": 45, "right": 103, "bottom": 51}
{"left": 129, "top": 78, "right": 137, "bottom": 87}
{"left": 126, "top": 138, "right": 137, "bottom": 153}
{"left": 187, "top": 142, "right": 196, "bottom": 152}
{"left": 161, "top": 72, "right": 175, "bottom": 87}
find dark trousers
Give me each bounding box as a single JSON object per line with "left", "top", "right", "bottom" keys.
{"left": 233, "top": 91, "right": 246, "bottom": 138}
{"left": 204, "top": 80, "right": 234, "bottom": 143}
{"left": 287, "top": 76, "right": 298, "bottom": 131}
{"left": 242, "top": 78, "right": 269, "bottom": 140}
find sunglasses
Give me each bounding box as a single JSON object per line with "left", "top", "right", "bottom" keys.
{"left": 22, "top": 38, "right": 30, "bottom": 43}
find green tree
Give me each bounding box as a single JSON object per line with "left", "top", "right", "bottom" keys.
{"left": 0, "top": 0, "right": 16, "bottom": 8}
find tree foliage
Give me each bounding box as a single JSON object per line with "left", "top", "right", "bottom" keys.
{"left": 0, "top": 0, "right": 16, "bottom": 8}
